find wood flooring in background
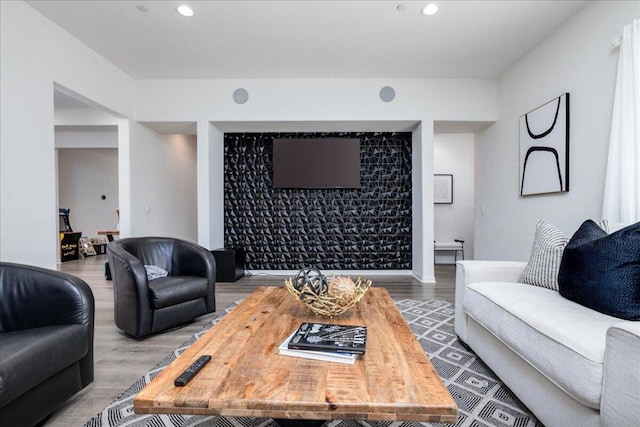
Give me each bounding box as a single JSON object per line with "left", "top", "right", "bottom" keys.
{"left": 46, "top": 255, "right": 456, "bottom": 426}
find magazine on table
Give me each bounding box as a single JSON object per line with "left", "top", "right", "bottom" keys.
{"left": 286, "top": 322, "right": 367, "bottom": 355}
{"left": 278, "top": 332, "right": 357, "bottom": 364}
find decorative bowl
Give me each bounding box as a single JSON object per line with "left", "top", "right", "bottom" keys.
{"left": 284, "top": 275, "right": 372, "bottom": 317}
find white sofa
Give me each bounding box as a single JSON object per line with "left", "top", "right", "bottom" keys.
{"left": 455, "top": 260, "right": 640, "bottom": 427}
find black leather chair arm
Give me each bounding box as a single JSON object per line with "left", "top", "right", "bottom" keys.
{"left": 107, "top": 241, "right": 154, "bottom": 336}
{"left": 0, "top": 262, "right": 94, "bottom": 386}
{"left": 172, "top": 239, "right": 216, "bottom": 312}
{"left": 172, "top": 240, "right": 216, "bottom": 281}
{"left": 107, "top": 241, "right": 149, "bottom": 288}
{"left": 0, "top": 263, "right": 94, "bottom": 333}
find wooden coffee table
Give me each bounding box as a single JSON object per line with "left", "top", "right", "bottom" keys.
{"left": 134, "top": 286, "right": 457, "bottom": 424}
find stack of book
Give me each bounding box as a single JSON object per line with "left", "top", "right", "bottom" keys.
{"left": 279, "top": 322, "right": 367, "bottom": 364}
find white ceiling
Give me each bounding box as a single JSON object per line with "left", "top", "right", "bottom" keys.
{"left": 28, "top": 0, "right": 588, "bottom": 80}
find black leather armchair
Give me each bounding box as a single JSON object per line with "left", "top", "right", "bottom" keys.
{"left": 107, "top": 237, "right": 216, "bottom": 338}
{"left": 0, "top": 262, "right": 94, "bottom": 426}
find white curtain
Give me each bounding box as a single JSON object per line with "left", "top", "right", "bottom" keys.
{"left": 602, "top": 19, "right": 640, "bottom": 223}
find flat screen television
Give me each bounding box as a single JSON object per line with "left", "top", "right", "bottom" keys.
{"left": 272, "top": 138, "right": 361, "bottom": 189}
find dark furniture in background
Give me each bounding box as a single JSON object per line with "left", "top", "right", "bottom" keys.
{"left": 98, "top": 230, "right": 120, "bottom": 281}
{"left": 107, "top": 237, "right": 216, "bottom": 338}
{"left": 60, "top": 231, "right": 82, "bottom": 262}
{"left": 59, "top": 208, "right": 72, "bottom": 232}
{"left": 0, "top": 262, "right": 95, "bottom": 426}
{"left": 59, "top": 208, "right": 82, "bottom": 262}
{"left": 211, "top": 247, "right": 245, "bottom": 282}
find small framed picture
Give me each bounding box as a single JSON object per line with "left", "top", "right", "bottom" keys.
{"left": 434, "top": 174, "right": 453, "bottom": 204}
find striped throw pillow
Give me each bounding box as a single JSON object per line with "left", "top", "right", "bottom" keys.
{"left": 519, "top": 220, "right": 569, "bottom": 291}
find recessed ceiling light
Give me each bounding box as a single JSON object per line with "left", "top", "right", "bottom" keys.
{"left": 176, "top": 5, "right": 194, "bottom": 17}
{"left": 421, "top": 3, "right": 439, "bottom": 16}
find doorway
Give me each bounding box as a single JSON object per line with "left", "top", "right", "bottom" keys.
{"left": 54, "top": 89, "right": 119, "bottom": 262}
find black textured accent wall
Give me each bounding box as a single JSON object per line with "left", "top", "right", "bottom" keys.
{"left": 223, "top": 132, "right": 412, "bottom": 270}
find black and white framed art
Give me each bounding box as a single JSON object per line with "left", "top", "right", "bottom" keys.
{"left": 519, "top": 93, "right": 570, "bottom": 196}
{"left": 434, "top": 174, "right": 453, "bottom": 204}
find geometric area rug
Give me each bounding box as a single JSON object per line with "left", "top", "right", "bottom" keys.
{"left": 82, "top": 299, "right": 544, "bottom": 427}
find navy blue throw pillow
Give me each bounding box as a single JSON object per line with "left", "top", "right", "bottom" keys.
{"left": 558, "top": 220, "right": 640, "bottom": 320}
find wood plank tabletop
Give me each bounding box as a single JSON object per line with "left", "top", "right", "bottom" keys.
{"left": 134, "top": 286, "right": 458, "bottom": 423}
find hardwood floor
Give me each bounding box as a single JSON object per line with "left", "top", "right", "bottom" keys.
{"left": 46, "top": 255, "right": 456, "bottom": 426}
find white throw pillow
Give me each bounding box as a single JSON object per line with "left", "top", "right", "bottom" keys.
{"left": 519, "top": 219, "right": 568, "bottom": 291}
{"left": 597, "top": 219, "right": 609, "bottom": 233}
{"left": 144, "top": 265, "right": 168, "bottom": 281}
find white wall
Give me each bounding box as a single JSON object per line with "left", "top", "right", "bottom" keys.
{"left": 474, "top": 1, "right": 639, "bottom": 261}
{"left": 136, "top": 78, "right": 497, "bottom": 282}
{"left": 54, "top": 108, "right": 120, "bottom": 127}
{"left": 411, "top": 121, "right": 433, "bottom": 281}
{"left": 1, "top": 0, "right": 498, "bottom": 275}
{"left": 135, "top": 79, "right": 496, "bottom": 122}
{"left": 57, "top": 149, "right": 119, "bottom": 238}
{"left": 197, "top": 122, "right": 225, "bottom": 250}
{"left": 434, "top": 133, "right": 475, "bottom": 263}
{"left": 0, "top": 1, "right": 134, "bottom": 268}
{"left": 55, "top": 129, "right": 118, "bottom": 149}
{"left": 129, "top": 124, "right": 198, "bottom": 242}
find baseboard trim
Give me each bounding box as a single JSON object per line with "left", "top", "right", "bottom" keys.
{"left": 247, "top": 269, "right": 413, "bottom": 277}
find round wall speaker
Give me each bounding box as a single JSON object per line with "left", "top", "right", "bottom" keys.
{"left": 233, "top": 88, "right": 249, "bottom": 104}
{"left": 379, "top": 86, "right": 396, "bottom": 102}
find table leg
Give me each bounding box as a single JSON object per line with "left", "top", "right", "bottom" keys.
{"left": 105, "top": 262, "right": 112, "bottom": 281}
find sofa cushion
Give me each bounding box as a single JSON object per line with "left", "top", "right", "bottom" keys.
{"left": 558, "top": 220, "right": 640, "bottom": 320}
{"left": 0, "top": 325, "right": 88, "bottom": 407}
{"left": 148, "top": 276, "right": 209, "bottom": 309}
{"left": 464, "top": 282, "right": 623, "bottom": 409}
{"left": 519, "top": 219, "right": 568, "bottom": 291}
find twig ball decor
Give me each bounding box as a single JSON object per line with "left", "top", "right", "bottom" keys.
{"left": 328, "top": 276, "right": 357, "bottom": 300}
{"left": 285, "top": 270, "right": 372, "bottom": 317}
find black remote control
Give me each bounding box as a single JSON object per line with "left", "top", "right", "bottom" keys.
{"left": 174, "top": 355, "right": 211, "bottom": 386}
